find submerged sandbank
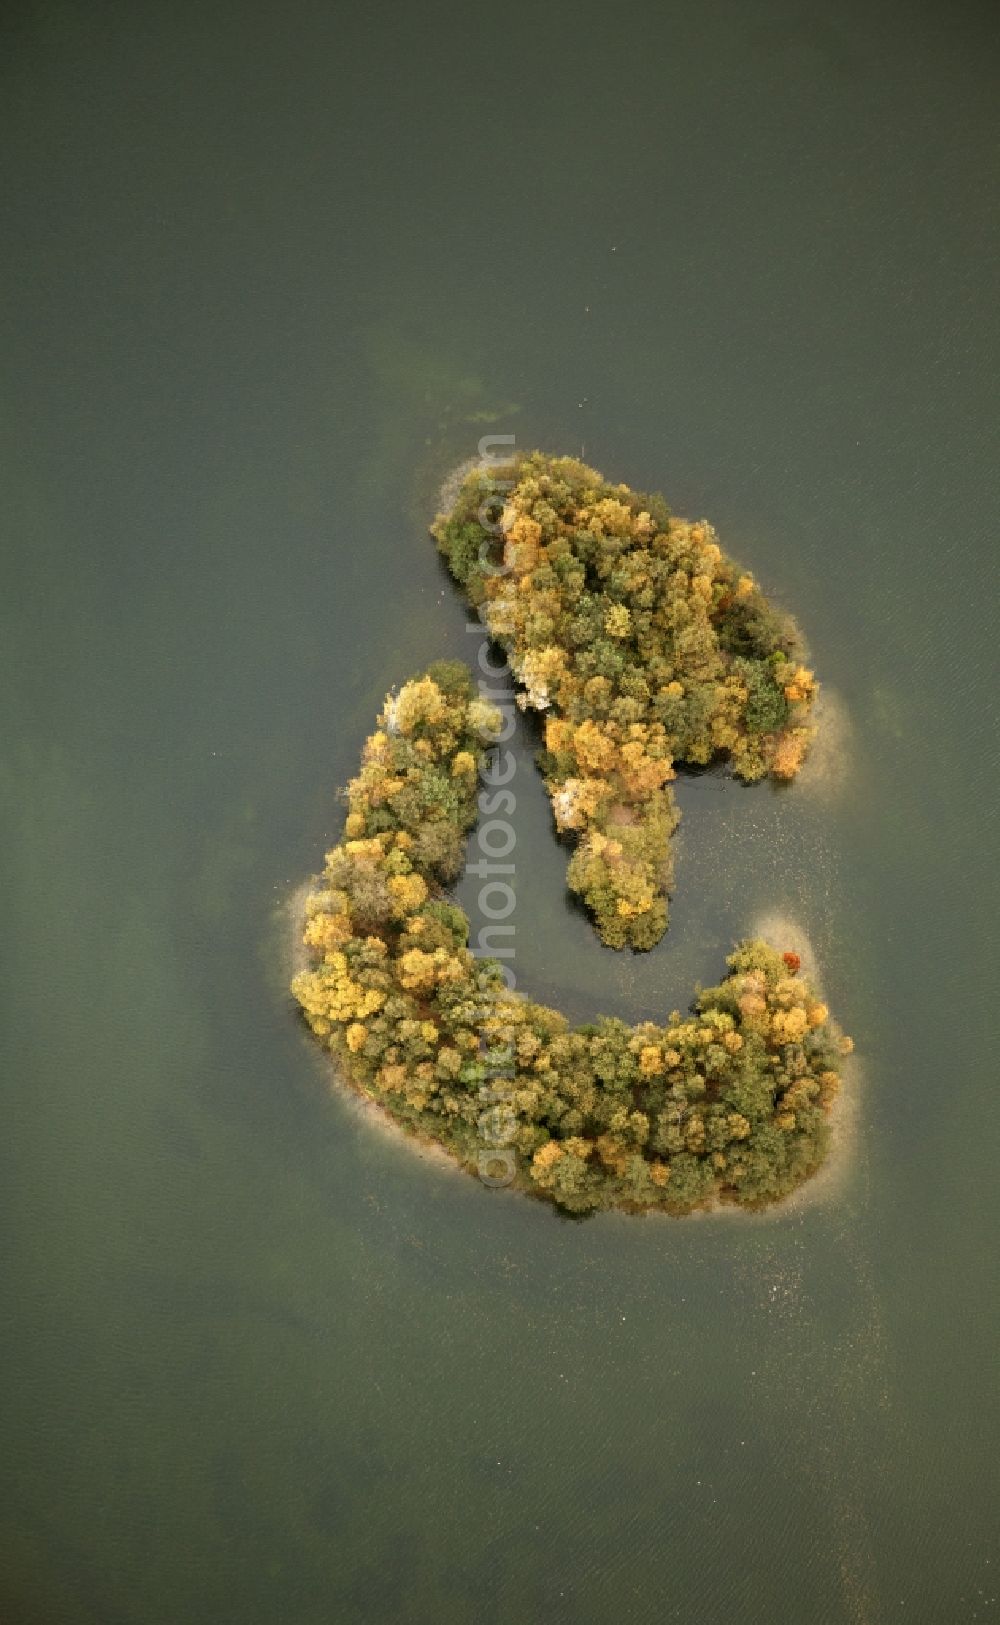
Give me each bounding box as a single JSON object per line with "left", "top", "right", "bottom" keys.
{"left": 797, "top": 686, "right": 854, "bottom": 801}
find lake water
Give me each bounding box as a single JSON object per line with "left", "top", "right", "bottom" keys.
{"left": 2, "top": 3, "right": 998, "bottom": 1621}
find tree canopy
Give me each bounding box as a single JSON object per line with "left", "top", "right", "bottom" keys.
{"left": 433, "top": 453, "right": 817, "bottom": 948}
{"left": 291, "top": 652, "right": 849, "bottom": 1216}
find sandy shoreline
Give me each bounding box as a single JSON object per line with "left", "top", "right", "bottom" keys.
{"left": 281, "top": 881, "right": 470, "bottom": 1178}
{"left": 280, "top": 880, "right": 857, "bottom": 1220}
{"left": 743, "top": 910, "right": 860, "bottom": 1220}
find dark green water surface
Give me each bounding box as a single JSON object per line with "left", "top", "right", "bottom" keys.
{"left": 2, "top": 3, "right": 998, "bottom": 1621}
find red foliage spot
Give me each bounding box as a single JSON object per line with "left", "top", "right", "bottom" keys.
{"left": 782, "top": 951, "right": 801, "bottom": 973}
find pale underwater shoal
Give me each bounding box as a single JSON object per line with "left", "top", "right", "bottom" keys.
{"left": 796, "top": 686, "right": 854, "bottom": 802}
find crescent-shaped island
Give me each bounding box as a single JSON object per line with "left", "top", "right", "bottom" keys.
{"left": 291, "top": 454, "right": 853, "bottom": 1215}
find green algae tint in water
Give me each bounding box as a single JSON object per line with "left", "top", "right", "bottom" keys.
{"left": 1, "top": 2, "right": 998, "bottom": 1623}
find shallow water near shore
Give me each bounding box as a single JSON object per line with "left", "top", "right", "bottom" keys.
{"left": 2, "top": 3, "right": 999, "bottom": 1623}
